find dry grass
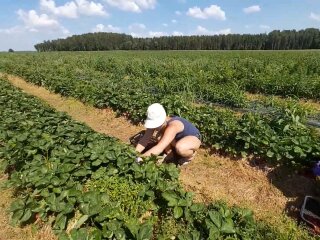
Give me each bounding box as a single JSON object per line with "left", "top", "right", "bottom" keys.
{"left": 0, "top": 173, "right": 56, "bottom": 240}
{"left": 179, "top": 150, "right": 316, "bottom": 225}
{"left": 1, "top": 73, "right": 317, "bottom": 232}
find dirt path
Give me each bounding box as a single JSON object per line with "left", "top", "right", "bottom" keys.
{"left": 1, "top": 74, "right": 317, "bottom": 227}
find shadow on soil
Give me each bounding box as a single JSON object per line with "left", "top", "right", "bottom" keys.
{"left": 265, "top": 164, "right": 317, "bottom": 219}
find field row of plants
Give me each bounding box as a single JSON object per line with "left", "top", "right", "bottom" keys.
{"left": 0, "top": 53, "right": 319, "bottom": 168}
{"left": 1, "top": 78, "right": 307, "bottom": 239}
{"left": 1, "top": 51, "right": 320, "bottom": 104}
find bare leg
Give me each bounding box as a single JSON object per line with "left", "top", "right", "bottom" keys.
{"left": 174, "top": 136, "right": 201, "bottom": 163}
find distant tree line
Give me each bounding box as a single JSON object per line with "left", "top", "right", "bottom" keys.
{"left": 34, "top": 28, "right": 320, "bottom": 51}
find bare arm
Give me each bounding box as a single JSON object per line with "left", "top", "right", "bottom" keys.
{"left": 135, "top": 129, "right": 154, "bottom": 153}
{"left": 143, "top": 122, "right": 183, "bottom": 157}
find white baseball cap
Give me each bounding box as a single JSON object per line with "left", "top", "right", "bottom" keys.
{"left": 144, "top": 103, "right": 167, "bottom": 129}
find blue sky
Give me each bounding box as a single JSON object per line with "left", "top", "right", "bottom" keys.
{"left": 0, "top": 0, "right": 319, "bottom": 51}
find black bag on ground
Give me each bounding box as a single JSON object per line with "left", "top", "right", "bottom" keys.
{"left": 129, "top": 130, "right": 158, "bottom": 153}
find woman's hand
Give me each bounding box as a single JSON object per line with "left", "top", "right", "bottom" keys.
{"left": 143, "top": 121, "right": 183, "bottom": 157}
{"left": 135, "top": 157, "right": 143, "bottom": 163}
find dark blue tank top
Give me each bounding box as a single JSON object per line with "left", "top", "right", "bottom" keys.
{"left": 167, "top": 116, "right": 201, "bottom": 141}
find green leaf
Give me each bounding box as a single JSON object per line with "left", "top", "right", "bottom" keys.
{"left": 79, "top": 203, "right": 90, "bottom": 215}
{"left": 209, "top": 226, "right": 220, "bottom": 239}
{"left": 125, "top": 219, "right": 139, "bottom": 236}
{"left": 221, "top": 218, "right": 236, "bottom": 234}
{"left": 90, "top": 229, "right": 103, "bottom": 240}
{"left": 51, "top": 176, "right": 61, "bottom": 186}
{"left": 294, "top": 146, "right": 303, "bottom": 154}
{"left": 62, "top": 203, "right": 74, "bottom": 214}
{"left": 177, "top": 199, "right": 189, "bottom": 207}
{"left": 58, "top": 232, "right": 70, "bottom": 240}
{"left": 41, "top": 189, "right": 50, "bottom": 198}
{"left": 239, "top": 209, "right": 253, "bottom": 221}
{"left": 10, "top": 199, "right": 25, "bottom": 212}
{"left": 74, "top": 215, "right": 89, "bottom": 229}
{"left": 190, "top": 203, "right": 204, "bottom": 212}
{"left": 174, "top": 206, "right": 183, "bottom": 219}
{"left": 20, "top": 208, "right": 32, "bottom": 223}
{"left": 70, "top": 228, "right": 89, "bottom": 240}
{"left": 73, "top": 168, "right": 88, "bottom": 177}
{"left": 162, "top": 191, "right": 178, "bottom": 206}
{"left": 53, "top": 213, "right": 67, "bottom": 230}
{"left": 208, "top": 211, "right": 222, "bottom": 228}
{"left": 67, "top": 188, "right": 81, "bottom": 198}
{"left": 106, "top": 167, "right": 119, "bottom": 176}
{"left": 92, "top": 160, "right": 102, "bottom": 166}
{"left": 266, "top": 150, "right": 274, "bottom": 158}
{"left": 137, "top": 223, "right": 153, "bottom": 240}
{"left": 11, "top": 209, "right": 24, "bottom": 225}
{"left": 114, "top": 229, "right": 126, "bottom": 240}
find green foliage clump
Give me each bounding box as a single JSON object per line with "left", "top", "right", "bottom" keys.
{"left": 85, "top": 176, "right": 154, "bottom": 221}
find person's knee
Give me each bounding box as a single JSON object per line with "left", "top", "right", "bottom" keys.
{"left": 175, "top": 142, "right": 193, "bottom": 157}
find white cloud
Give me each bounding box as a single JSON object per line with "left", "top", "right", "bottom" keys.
{"left": 17, "top": 9, "right": 60, "bottom": 29}
{"left": 105, "top": 0, "right": 156, "bottom": 13}
{"left": 40, "top": 0, "right": 78, "bottom": 18}
{"left": 77, "top": 0, "right": 107, "bottom": 16}
{"left": 310, "top": 12, "right": 320, "bottom": 21}
{"left": 172, "top": 31, "right": 183, "bottom": 36}
{"left": 171, "top": 19, "right": 177, "bottom": 23}
{"left": 149, "top": 31, "right": 167, "bottom": 37}
{"left": 40, "top": 0, "right": 107, "bottom": 18}
{"left": 128, "top": 24, "right": 168, "bottom": 38}
{"left": 162, "top": 23, "right": 168, "bottom": 27}
{"left": 187, "top": 5, "right": 226, "bottom": 20}
{"left": 16, "top": 9, "right": 69, "bottom": 34}
{"left": 92, "top": 24, "right": 121, "bottom": 32}
{"left": 175, "top": 10, "right": 181, "bottom": 15}
{"left": 260, "top": 25, "right": 270, "bottom": 29}
{"left": 195, "top": 25, "right": 231, "bottom": 35}
{"left": 0, "top": 9, "right": 71, "bottom": 51}
{"left": 243, "top": 5, "right": 261, "bottom": 14}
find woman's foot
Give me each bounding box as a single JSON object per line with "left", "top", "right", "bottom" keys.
{"left": 178, "top": 158, "right": 191, "bottom": 166}
{"left": 177, "top": 151, "right": 197, "bottom": 166}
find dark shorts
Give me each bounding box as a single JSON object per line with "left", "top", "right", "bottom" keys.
{"left": 195, "top": 132, "right": 202, "bottom": 142}
{"left": 175, "top": 132, "right": 202, "bottom": 142}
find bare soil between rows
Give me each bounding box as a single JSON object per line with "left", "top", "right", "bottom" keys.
{"left": 0, "top": 73, "right": 318, "bottom": 237}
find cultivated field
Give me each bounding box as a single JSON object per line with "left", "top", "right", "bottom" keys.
{"left": 0, "top": 51, "right": 319, "bottom": 239}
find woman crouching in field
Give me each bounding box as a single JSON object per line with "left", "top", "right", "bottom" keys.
{"left": 135, "top": 103, "right": 201, "bottom": 165}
